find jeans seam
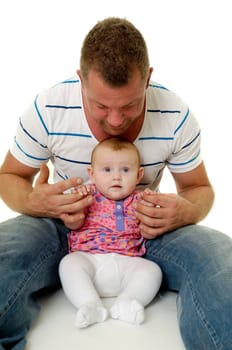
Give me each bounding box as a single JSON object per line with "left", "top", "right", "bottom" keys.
{"left": 149, "top": 248, "right": 222, "bottom": 350}
{"left": 0, "top": 245, "right": 66, "bottom": 321}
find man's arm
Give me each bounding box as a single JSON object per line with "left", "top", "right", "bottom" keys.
{"left": 134, "top": 161, "right": 214, "bottom": 238}
{"left": 0, "top": 151, "right": 39, "bottom": 214}
{"left": 0, "top": 151, "right": 93, "bottom": 221}
{"left": 172, "top": 161, "right": 214, "bottom": 223}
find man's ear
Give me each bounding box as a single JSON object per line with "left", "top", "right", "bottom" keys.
{"left": 137, "top": 167, "right": 144, "bottom": 184}
{"left": 145, "top": 67, "right": 153, "bottom": 88}
{"left": 76, "top": 69, "right": 82, "bottom": 81}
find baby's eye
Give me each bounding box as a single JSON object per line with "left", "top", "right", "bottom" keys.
{"left": 122, "top": 167, "right": 129, "bottom": 173}
{"left": 103, "top": 167, "right": 111, "bottom": 173}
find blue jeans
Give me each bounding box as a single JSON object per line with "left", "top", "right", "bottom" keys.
{"left": 0, "top": 216, "right": 232, "bottom": 349}
{"left": 145, "top": 225, "right": 232, "bottom": 349}
{"left": 0, "top": 215, "right": 69, "bottom": 350}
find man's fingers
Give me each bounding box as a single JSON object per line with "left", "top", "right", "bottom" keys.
{"left": 35, "top": 163, "right": 50, "bottom": 186}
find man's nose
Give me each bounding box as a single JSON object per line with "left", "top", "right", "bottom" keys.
{"left": 107, "top": 110, "right": 124, "bottom": 127}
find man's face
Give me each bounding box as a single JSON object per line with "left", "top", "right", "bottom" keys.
{"left": 80, "top": 69, "right": 149, "bottom": 136}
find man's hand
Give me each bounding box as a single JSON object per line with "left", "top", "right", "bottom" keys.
{"left": 134, "top": 189, "right": 196, "bottom": 239}
{"left": 27, "top": 164, "right": 94, "bottom": 227}
{"left": 134, "top": 163, "right": 214, "bottom": 239}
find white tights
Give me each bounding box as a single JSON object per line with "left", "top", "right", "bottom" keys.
{"left": 59, "top": 252, "right": 162, "bottom": 328}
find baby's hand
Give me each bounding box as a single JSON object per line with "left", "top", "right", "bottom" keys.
{"left": 140, "top": 188, "right": 156, "bottom": 207}
{"left": 143, "top": 188, "right": 154, "bottom": 195}
{"left": 72, "top": 184, "right": 93, "bottom": 197}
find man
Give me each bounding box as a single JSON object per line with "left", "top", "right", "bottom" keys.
{"left": 0, "top": 17, "right": 231, "bottom": 350}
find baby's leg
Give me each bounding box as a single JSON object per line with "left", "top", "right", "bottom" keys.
{"left": 110, "top": 256, "right": 162, "bottom": 324}
{"left": 59, "top": 252, "right": 108, "bottom": 328}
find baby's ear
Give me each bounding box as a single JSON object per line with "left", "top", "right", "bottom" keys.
{"left": 87, "top": 166, "right": 95, "bottom": 182}
{"left": 137, "top": 167, "right": 144, "bottom": 183}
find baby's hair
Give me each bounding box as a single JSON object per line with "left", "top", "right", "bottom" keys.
{"left": 91, "top": 137, "right": 141, "bottom": 165}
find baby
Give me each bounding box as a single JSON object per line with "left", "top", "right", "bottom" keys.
{"left": 59, "top": 137, "right": 162, "bottom": 328}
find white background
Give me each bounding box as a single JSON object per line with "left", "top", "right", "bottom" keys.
{"left": 0, "top": 0, "right": 231, "bottom": 236}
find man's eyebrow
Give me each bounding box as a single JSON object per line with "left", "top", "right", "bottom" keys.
{"left": 94, "top": 97, "right": 140, "bottom": 108}
{"left": 122, "top": 102, "right": 135, "bottom": 108}
{"left": 122, "top": 98, "right": 141, "bottom": 108}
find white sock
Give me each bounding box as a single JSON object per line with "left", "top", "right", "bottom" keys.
{"left": 110, "top": 299, "right": 144, "bottom": 325}
{"left": 75, "top": 304, "right": 108, "bottom": 328}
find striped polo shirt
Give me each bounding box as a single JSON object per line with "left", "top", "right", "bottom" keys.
{"left": 11, "top": 76, "right": 201, "bottom": 190}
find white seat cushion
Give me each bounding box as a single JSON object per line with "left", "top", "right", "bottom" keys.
{"left": 27, "top": 290, "right": 185, "bottom": 349}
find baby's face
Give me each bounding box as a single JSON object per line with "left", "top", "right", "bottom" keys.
{"left": 88, "top": 146, "right": 143, "bottom": 200}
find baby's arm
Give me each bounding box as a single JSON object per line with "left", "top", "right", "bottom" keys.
{"left": 67, "top": 184, "right": 94, "bottom": 230}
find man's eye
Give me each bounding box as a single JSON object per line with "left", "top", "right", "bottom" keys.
{"left": 97, "top": 104, "right": 107, "bottom": 110}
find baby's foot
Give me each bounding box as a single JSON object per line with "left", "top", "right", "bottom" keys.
{"left": 110, "top": 299, "right": 144, "bottom": 325}
{"left": 75, "top": 304, "right": 108, "bottom": 328}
